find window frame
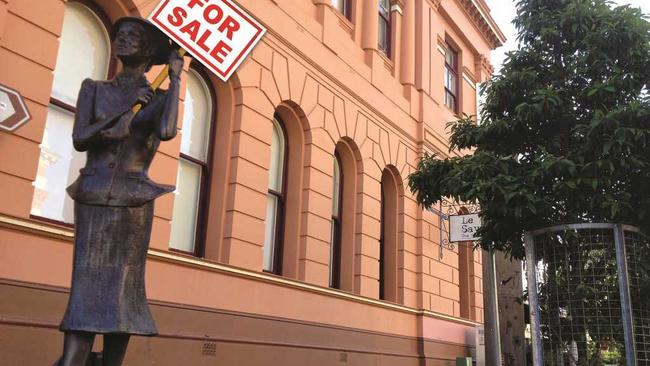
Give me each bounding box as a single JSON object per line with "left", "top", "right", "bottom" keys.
{"left": 49, "top": 0, "right": 116, "bottom": 115}
{"left": 329, "top": 152, "right": 343, "bottom": 289}
{"left": 332, "top": 0, "right": 352, "bottom": 20}
{"left": 378, "top": 0, "right": 392, "bottom": 57}
{"left": 169, "top": 63, "right": 217, "bottom": 258}
{"left": 30, "top": 0, "right": 115, "bottom": 228}
{"left": 264, "top": 115, "right": 289, "bottom": 275}
{"left": 444, "top": 42, "right": 460, "bottom": 114}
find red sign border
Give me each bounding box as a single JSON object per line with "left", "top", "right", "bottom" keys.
{"left": 0, "top": 83, "right": 31, "bottom": 132}
{"left": 149, "top": 0, "right": 266, "bottom": 81}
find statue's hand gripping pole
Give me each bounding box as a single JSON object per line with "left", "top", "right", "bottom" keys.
{"left": 131, "top": 48, "right": 187, "bottom": 114}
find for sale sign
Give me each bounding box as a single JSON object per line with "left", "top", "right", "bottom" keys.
{"left": 149, "top": 0, "right": 266, "bottom": 81}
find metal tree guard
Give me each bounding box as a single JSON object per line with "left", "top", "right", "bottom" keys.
{"left": 525, "top": 223, "right": 650, "bottom": 366}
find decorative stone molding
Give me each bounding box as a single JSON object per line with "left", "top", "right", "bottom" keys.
{"left": 477, "top": 54, "right": 494, "bottom": 77}
{"left": 390, "top": 0, "right": 404, "bottom": 14}
{"left": 453, "top": 0, "right": 506, "bottom": 49}
{"left": 436, "top": 35, "right": 447, "bottom": 55}
{"left": 462, "top": 67, "right": 477, "bottom": 89}
{"left": 431, "top": 0, "right": 442, "bottom": 10}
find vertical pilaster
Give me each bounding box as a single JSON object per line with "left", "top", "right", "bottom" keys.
{"left": 361, "top": 0, "right": 379, "bottom": 54}
{"left": 0, "top": 0, "right": 8, "bottom": 41}
{"left": 399, "top": 0, "right": 415, "bottom": 86}
{"left": 389, "top": 0, "right": 404, "bottom": 75}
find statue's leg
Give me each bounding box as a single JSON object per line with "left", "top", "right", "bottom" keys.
{"left": 102, "top": 334, "right": 130, "bottom": 366}
{"left": 57, "top": 332, "right": 95, "bottom": 366}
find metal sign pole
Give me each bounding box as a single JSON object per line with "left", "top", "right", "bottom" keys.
{"left": 525, "top": 233, "right": 544, "bottom": 366}
{"left": 483, "top": 248, "right": 503, "bottom": 366}
{"left": 614, "top": 224, "right": 636, "bottom": 366}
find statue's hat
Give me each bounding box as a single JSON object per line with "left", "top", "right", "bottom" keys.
{"left": 111, "top": 17, "right": 172, "bottom": 66}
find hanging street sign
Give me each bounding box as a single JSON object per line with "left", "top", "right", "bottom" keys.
{"left": 0, "top": 83, "right": 31, "bottom": 132}
{"left": 449, "top": 213, "right": 481, "bottom": 242}
{"left": 149, "top": 0, "right": 266, "bottom": 82}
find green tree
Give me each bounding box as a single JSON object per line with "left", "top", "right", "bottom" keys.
{"left": 408, "top": 0, "right": 650, "bottom": 258}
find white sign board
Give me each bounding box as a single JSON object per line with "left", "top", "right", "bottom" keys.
{"left": 149, "top": 0, "right": 266, "bottom": 81}
{"left": 475, "top": 325, "right": 485, "bottom": 366}
{"left": 449, "top": 213, "right": 481, "bottom": 242}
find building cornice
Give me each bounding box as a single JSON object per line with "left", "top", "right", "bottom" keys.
{"left": 454, "top": 0, "right": 506, "bottom": 49}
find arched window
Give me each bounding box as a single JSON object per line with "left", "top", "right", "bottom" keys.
{"left": 330, "top": 153, "right": 343, "bottom": 288}
{"left": 31, "top": 1, "right": 111, "bottom": 223}
{"left": 380, "top": 168, "right": 398, "bottom": 302}
{"left": 333, "top": 140, "right": 360, "bottom": 292}
{"left": 170, "top": 67, "right": 215, "bottom": 255}
{"left": 263, "top": 116, "right": 287, "bottom": 274}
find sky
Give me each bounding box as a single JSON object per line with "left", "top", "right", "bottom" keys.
{"left": 484, "top": 0, "right": 650, "bottom": 73}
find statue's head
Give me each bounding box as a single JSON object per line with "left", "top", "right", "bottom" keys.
{"left": 111, "top": 17, "right": 171, "bottom": 70}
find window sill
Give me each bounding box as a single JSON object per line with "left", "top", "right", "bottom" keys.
{"left": 0, "top": 213, "right": 482, "bottom": 328}
{"left": 29, "top": 214, "right": 75, "bottom": 230}
{"left": 330, "top": 8, "right": 354, "bottom": 36}
{"left": 149, "top": 248, "right": 481, "bottom": 327}
{"left": 376, "top": 50, "right": 394, "bottom": 73}
{"left": 443, "top": 105, "right": 462, "bottom": 120}
{"left": 169, "top": 247, "right": 202, "bottom": 259}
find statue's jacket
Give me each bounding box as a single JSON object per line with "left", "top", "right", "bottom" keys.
{"left": 66, "top": 78, "right": 175, "bottom": 207}
{"left": 60, "top": 76, "right": 178, "bottom": 335}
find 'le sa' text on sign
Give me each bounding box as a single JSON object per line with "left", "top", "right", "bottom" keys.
{"left": 449, "top": 214, "right": 481, "bottom": 243}
{"left": 149, "top": 0, "right": 266, "bottom": 81}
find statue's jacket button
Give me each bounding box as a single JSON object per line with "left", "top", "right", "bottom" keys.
{"left": 108, "top": 163, "right": 115, "bottom": 169}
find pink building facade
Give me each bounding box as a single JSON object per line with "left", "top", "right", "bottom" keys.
{"left": 0, "top": 0, "right": 504, "bottom": 364}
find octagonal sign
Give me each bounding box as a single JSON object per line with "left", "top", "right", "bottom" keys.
{"left": 0, "top": 83, "right": 31, "bottom": 132}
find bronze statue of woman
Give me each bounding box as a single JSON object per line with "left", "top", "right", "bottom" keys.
{"left": 54, "top": 17, "right": 184, "bottom": 366}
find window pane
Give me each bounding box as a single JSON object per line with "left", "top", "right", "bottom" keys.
{"left": 169, "top": 159, "right": 202, "bottom": 253}
{"left": 263, "top": 194, "right": 279, "bottom": 271}
{"left": 445, "top": 92, "right": 456, "bottom": 111}
{"left": 268, "top": 118, "right": 285, "bottom": 192}
{"left": 445, "top": 49, "right": 453, "bottom": 66}
{"left": 378, "top": 19, "right": 388, "bottom": 53}
{"left": 449, "top": 73, "right": 457, "bottom": 94}
{"left": 180, "top": 69, "right": 213, "bottom": 162}
{"left": 51, "top": 2, "right": 110, "bottom": 105}
{"left": 379, "top": 0, "right": 390, "bottom": 15}
{"left": 444, "top": 67, "right": 451, "bottom": 89}
{"left": 331, "top": 0, "right": 345, "bottom": 13}
{"left": 31, "top": 105, "right": 86, "bottom": 223}
{"left": 332, "top": 157, "right": 341, "bottom": 215}
{"left": 31, "top": 2, "right": 108, "bottom": 223}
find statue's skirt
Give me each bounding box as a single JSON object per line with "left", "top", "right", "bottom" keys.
{"left": 60, "top": 202, "right": 157, "bottom": 336}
